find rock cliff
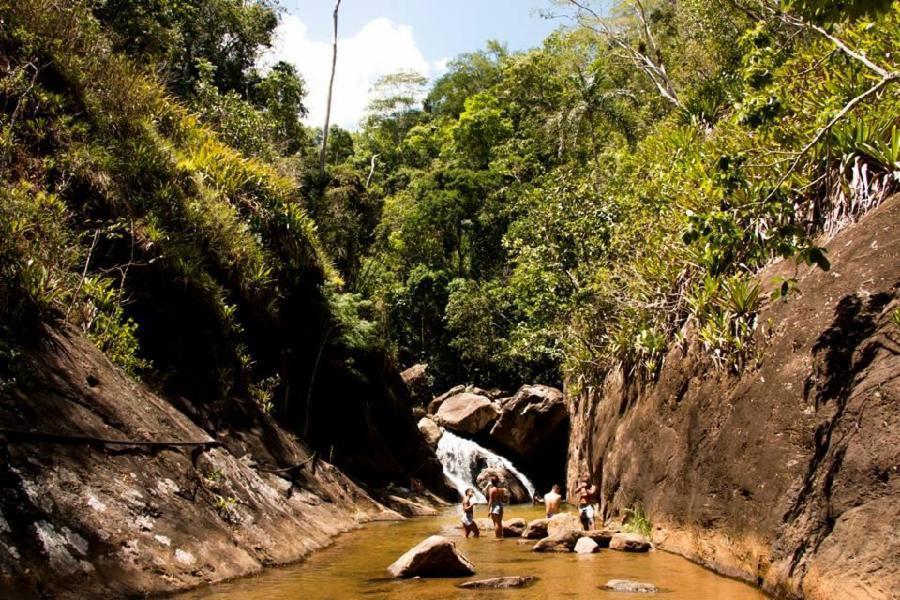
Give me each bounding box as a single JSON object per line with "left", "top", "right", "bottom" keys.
{"left": 566, "top": 196, "right": 900, "bottom": 599}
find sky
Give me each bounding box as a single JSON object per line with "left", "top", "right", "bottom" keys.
{"left": 264, "top": 0, "right": 564, "bottom": 129}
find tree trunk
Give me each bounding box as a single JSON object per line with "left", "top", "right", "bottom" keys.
{"left": 318, "top": 0, "right": 341, "bottom": 173}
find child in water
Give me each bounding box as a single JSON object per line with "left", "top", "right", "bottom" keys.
{"left": 461, "top": 488, "right": 480, "bottom": 538}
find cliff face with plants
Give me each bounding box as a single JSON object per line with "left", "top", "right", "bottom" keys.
{"left": 0, "top": 2, "right": 446, "bottom": 596}
{"left": 566, "top": 196, "right": 899, "bottom": 600}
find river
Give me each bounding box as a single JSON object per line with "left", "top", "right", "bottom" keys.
{"left": 173, "top": 504, "right": 768, "bottom": 599}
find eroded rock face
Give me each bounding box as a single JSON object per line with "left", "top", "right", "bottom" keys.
{"left": 609, "top": 532, "right": 651, "bottom": 552}
{"left": 434, "top": 393, "right": 499, "bottom": 435}
{"left": 475, "top": 467, "right": 530, "bottom": 504}
{"left": 417, "top": 417, "right": 443, "bottom": 448}
{"left": 604, "top": 579, "right": 658, "bottom": 593}
{"left": 458, "top": 576, "right": 536, "bottom": 589}
{"left": 0, "top": 327, "right": 401, "bottom": 600}
{"left": 387, "top": 535, "right": 475, "bottom": 578}
{"left": 566, "top": 197, "right": 900, "bottom": 598}
{"left": 523, "top": 518, "right": 549, "bottom": 539}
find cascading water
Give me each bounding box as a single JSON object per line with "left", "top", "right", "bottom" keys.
{"left": 435, "top": 429, "right": 535, "bottom": 502}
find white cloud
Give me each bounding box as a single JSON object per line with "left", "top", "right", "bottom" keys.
{"left": 263, "top": 14, "right": 444, "bottom": 130}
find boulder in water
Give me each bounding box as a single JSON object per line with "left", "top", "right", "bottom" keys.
{"left": 387, "top": 535, "right": 475, "bottom": 578}
{"left": 523, "top": 518, "right": 549, "bottom": 539}
{"left": 532, "top": 530, "right": 581, "bottom": 552}
{"left": 476, "top": 467, "right": 530, "bottom": 504}
{"left": 474, "top": 517, "right": 526, "bottom": 537}
{"left": 417, "top": 417, "right": 443, "bottom": 448}
{"left": 489, "top": 384, "right": 565, "bottom": 456}
{"left": 604, "top": 579, "right": 658, "bottom": 593}
{"left": 609, "top": 532, "right": 651, "bottom": 552}
{"left": 435, "top": 393, "right": 500, "bottom": 435}
{"left": 583, "top": 528, "right": 615, "bottom": 547}
{"left": 458, "top": 576, "right": 536, "bottom": 589}
{"left": 574, "top": 536, "right": 600, "bottom": 553}
{"left": 428, "top": 385, "right": 465, "bottom": 414}
{"left": 547, "top": 513, "right": 582, "bottom": 537}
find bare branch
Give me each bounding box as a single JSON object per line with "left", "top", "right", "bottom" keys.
{"left": 318, "top": 0, "right": 341, "bottom": 173}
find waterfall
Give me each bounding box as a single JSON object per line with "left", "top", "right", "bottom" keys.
{"left": 435, "top": 429, "right": 535, "bottom": 503}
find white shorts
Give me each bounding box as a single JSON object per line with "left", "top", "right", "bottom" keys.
{"left": 579, "top": 505, "right": 595, "bottom": 521}
{"left": 461, "top": 513, "right": 474, "bottom": 526}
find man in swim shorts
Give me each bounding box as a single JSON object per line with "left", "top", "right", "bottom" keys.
{"left": 577, "top": 477, "right": 598, "bottom": 530}
{"left": 461, "top": 488, "right": 480, "bottom": 538}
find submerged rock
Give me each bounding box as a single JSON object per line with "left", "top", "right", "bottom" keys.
{"left": 387, "top": 535, "right": 475, "bottom": 578}
{"left": 604, "top": 579, "right": 658, "bottom": 593}
{"left": 574, "top": 536, "right": 599, "bottom": 553}
{"left": 458, "top": 576, "right": 537, "bottom": 589}
{"left": 435, "top": 393, "right": 500, "bottom": 435}
{"left": 523, "top": 518, "right": 549, "bottom": 539}
{"left": 609, "top": 532, "right": 651, "bottom": 552}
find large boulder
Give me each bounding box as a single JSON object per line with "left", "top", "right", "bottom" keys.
{"left": 523, "top": 518, "right": 549, "bottom": 539}
{"left": 387, "top": 535, "right": 475, "bottom": 578}
{"left": 401, "top": 363, "right": 431, "bottom": 405}
{"left": 532, "top": 530, "right": 581, "bottom": 552}
{"left": 428, "top": 385, "right": 465, "bottom": 414}
{"left": 459, "top": 576, "right": 536, "bottom": 589}
{"left": 609, "top": 532, "right": 651, "bottom": 552}
{"left": 475, "top": 467, "right": 530, "bottom": 504}
{"left": 435, "top": 393, "right": 500, "bottom": 435}
{"left": 417, "top": 417, "right": 443, "bottom": 448}
{"left": 547, "top": 513, "right": 582, "bottom": 537}
{"left": 604, "top": 579, "right": 658, "bottom": 593}
{"left": 489, "top": 384, "right": 566, "bottom": 457}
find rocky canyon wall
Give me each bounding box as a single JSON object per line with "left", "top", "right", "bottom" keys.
{"left": 566, "top": 196, "right": 899, "bottom": 599}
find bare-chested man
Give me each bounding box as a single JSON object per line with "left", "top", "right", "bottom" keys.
{"left": 486, "top": 476, "right": 508, "bottom": 539}
{"left": 544, "top": 484, "right": 562, "bottom": 518}
{"left": 577, "top": 476, "right": 598, "bottom": 530}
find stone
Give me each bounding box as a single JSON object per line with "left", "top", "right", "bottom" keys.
{"left": 574, "top": 536, "right": 599, "bottom": 553}
{"left": 522, "top": 518, "right": 549, "bottom": 539}
{"left": 435, "top": 393, "right": 500, "bottom": 435}
{"left": 428, "top": 385, "right": 465, "bottom": 414}
{"left": 583, "top": 528, "right": 615, "bottom": 548}
{"left": 604, "top": 579, "right": 658, "bottom": 593}
{"left": 609, "top": 532, "right": 651, "bottom": 552}
{"left": 387, "top": 535, "right": 475, "bottom": 578}
{"left": 532, "top": 530, "right": 581, "bottom": 552}
{"left": 547, "top": 513, "right": 582, "bottom": 537}
{"left": 417, "top": 417, "right": 443, "bottom": 448}
{"left": 489, "top": 384, "right": 566, "bottom": 458}
{"left": 475, "top": 467, "right": 531, "bottom": 504}
{"left": 458, "top": 576, "right": 537, "bottom": 589}
{"left": 400, "top": 364, "right": 430, "bottom": 405}
{"left": 474, "top": 518, "right": 526, "bottom": 538}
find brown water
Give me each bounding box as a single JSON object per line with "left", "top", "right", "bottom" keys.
{"left": 175, "top": 505, "right": 768, "bottom": 600}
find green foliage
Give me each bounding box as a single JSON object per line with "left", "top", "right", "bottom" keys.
{"left": 623, "top": 503, "right": 652, "bottom": 538}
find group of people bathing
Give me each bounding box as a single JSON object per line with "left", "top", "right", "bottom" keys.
{"left": 460, "top": 476, "right": 599, "bottom": 539}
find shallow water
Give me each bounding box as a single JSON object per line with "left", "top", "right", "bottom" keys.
{"left": 175, "top": 505, "right": 768, "bottom": 600}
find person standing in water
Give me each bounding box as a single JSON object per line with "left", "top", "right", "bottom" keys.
{"left": 577, "top": 476, "right": 598, "bottom": 530}
{"left": 461, "top": 488, "right": 480, "bottom": 538}
{"left": 486, "top": 476, "right": 508, "bottom": 539}
{"left": 544, "top": 484, "right": 562, "bottom": 518}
